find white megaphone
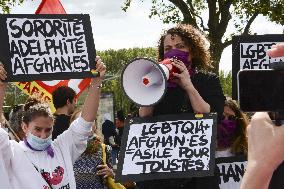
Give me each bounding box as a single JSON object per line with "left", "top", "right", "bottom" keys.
{"left": 121, "top": 58, "right": 178, "bottom": 106}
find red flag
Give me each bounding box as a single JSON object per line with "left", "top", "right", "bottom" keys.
{"left": 36, "top": 0, "right": 66, "bottom": 14}
{"left": 35, "top": 0, "right": 91, "bottom": 97}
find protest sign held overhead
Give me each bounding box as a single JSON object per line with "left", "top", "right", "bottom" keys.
{"left": 239, "top": 42, "right": 284, "bottom": 70}
{"left": 0, "top": 14, "right": 97, "bottom": 82}
{"left": 12, "top": 0, "right": 92, "bottom": 112}
{"left": 116, "top": 113, "right": 217, "bottom": 182}
{"left": 231, "top": 34, "right": 284, "bottom": 99}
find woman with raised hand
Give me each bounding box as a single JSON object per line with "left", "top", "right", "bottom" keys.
{"left": 0, "top": 57, "right": 106, "bottom": 189}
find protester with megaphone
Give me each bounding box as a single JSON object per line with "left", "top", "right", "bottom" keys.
{"left": 136, "top": 24, "right": 225, "bottom": 189}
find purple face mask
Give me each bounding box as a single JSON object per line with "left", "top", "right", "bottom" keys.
{"left": 217, "top": 120, "right": 237, "bottom": 149}
{"left": 164, "top": 49, "right": 191, "bottom": 67}
{"left": 164, "top": 49, "right": 194, "bottom": 88}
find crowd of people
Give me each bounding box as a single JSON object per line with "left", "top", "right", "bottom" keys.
{"left": 0, "top": 23, "right": 283, "bottom": 189}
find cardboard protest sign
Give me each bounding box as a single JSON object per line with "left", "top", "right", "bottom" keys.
{"left": 215, "top": 156, "right": 247, "bottom": 189}
{"left": 116, "top": 113, "right": 217, "bottom": 182}
{"left": 0, "top": 14, "right": 97, "bottom": 82}
{"left": 232, "top": 34, "right": 284, "bottom": 99}
{"left": 12, "top": 0, "right": 92, "bottom": 112}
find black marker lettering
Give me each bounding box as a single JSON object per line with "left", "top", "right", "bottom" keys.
{"left": 9, "top": 19, "right": 22, "bottom": 38}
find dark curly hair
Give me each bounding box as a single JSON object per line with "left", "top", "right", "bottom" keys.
{"left": 158, "top": 24, "right": 212, "bottom": 70}
{"left": 23, "top": 94, "right": 53, "bottom": 124}
{"left": 52, "top": 86, "right": 76, "bottom": 109}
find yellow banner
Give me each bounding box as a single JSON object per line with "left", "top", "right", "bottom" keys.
{"left": 13, "top": 82, "right": 56, "bottom": 112}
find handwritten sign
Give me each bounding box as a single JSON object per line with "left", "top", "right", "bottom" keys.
{"left": 0, "top": 14, "right": 96, "bottom": 82}
{"left": 232, "top": 34, "right": 284, "bottom": 99}
{"left": 116, "top": 113, "right": 217, "bottom": 182}
{"left": 216, "top": 156, "right": 247, "bottom": 189}
{"left": 240, "top": 42, "right": 283, "bottom": 70}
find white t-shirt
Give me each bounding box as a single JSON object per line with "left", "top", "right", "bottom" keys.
{"left": 0, "top": 117, "right": 92, "bottom": 189}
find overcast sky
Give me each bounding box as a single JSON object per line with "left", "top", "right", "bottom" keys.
{"left": 9, "top": 0, "right": 283, "bottom": 72}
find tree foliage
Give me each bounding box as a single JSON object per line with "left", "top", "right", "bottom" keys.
{"left": 219, "top": 70, "right": 232, "bottom": 97}
{"left": 3, "top": 83, "right": 28, "bottom": 113}
{"left": 0, "top": 0, "right": 25, "bottom": 13}
{"left": 98, "top": 47, "right": 157, "bottom": 116}
{"left": 122, "top": 0, "right": 284, "bottom": 73}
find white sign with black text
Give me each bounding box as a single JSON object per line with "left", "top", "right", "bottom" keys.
{"left": 7, "top": 18, "right": 88, "bottom": 75}
{"left": 0, "top": 14, "right": 96, "bottom": 82}
{"left": 116, "top": 113, "right": 217, "bottom": 182}
{"left": 240, "top": 42, "right": 284, "bottom": 70}
{"left": 216, "top": 156, "right": 247, "bottom": 189}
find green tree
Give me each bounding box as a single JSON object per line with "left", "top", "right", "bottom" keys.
{"left": 3, "top": 83, "right": 28, "bottom": 113}
{"left": 0, "top": 0, "right": 25, "bottom": 13}
{"left": 219, "top": 70, "right": 232, "bottom": 97}
{"left": 79, "top": 47, "right": 158, "bottom": 116}
{"left": 122, "top": 0, "right": 284, "bottom": 73}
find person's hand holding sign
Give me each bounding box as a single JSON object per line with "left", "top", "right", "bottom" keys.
{"left": 97, "top": 164, "right": 115, "bottom": 179}
{"left": 81, "top": 56, "right": 106, "bottom": 122}
{"left": 97, "top": 56, "right": 107, "bottom": 76}
{"left": 0, "top": 63, "right": 7, "bottom": 83}
{"left": 90, "top": 56, "right": 106, "bottom": 87}
{"left": 267, "top": 43, "right": 284, "bottom": 57}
